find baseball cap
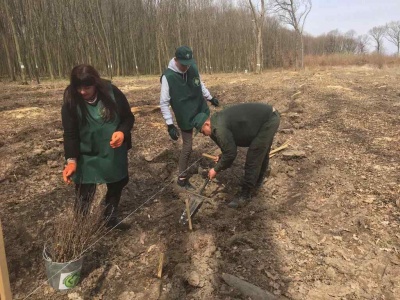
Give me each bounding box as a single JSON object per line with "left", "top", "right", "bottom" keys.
{"left": 192, "top": 112, "right": 209, "bottom": 135}
{"left": 175, "top": 46, "right": 195, "bottom": 66}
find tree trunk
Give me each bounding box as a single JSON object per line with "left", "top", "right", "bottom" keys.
{"left": 3, "top": 0, "right": 27, "bottom": 83}
{"left": 27, "top": 0, "right": 40, "bottom": 83}
{"left": 156, "top": 30, "right": 162, "bottom": 75}
{"left": 1, "top": 32, "right": 16, "bottom": 81}
{"left": 31, "top": 37, "right": 40, "bottom": 84}
{"left": 255, "top": 25, "right": 262, "bottom": 74}
{"left": 131, "top": 37, "right": 139, "bottom": 77}
{"left": 43, "top": 31, "right": 55, "bottom": 80}
{"left": 176, "top": 6, "right": 182, "bottom": 46}
{"left": 249, "top": 0, "right": 265, "bottom": 74}
{"left": 300, "top": 33, "right": 304, "bottom": 69}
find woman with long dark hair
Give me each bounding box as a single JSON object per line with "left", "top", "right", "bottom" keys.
{"left": 62, "top": 64, "right": 134, "bottom": 230}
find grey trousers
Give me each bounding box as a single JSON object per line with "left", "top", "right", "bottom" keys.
{"left": 178, "top": 129, "right": 193, "bottom": 178}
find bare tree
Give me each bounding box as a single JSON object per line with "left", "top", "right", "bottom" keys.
{"left": 325, "top": 29, "right": 342, "bottom": 54}
{"left": 369, "top": 26, "right": 386, "bottom": 54}
{"left": 356, "top": 34, "right": 369, "bottom": 54}
{"left": 343, "top": 30, "right": 358, "bottom": 53}
{"left": 386, "top": 21, "right": 400, "bottom": 55}
{"left": 273, "top": 0, "right": 312, "bottom": 69}
{"left": 248, "top": 0, "right": 265, "bottom": 74}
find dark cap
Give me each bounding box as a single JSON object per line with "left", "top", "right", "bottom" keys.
{"left": 192, "top": 112, "right": 209, "bottom": 135}
{"left": 175, "top": 46, "right": 195, "bottom": 66}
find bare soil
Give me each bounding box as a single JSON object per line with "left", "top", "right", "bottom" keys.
{"left": 0, "top": 66, "right": 399, "bottom": 300}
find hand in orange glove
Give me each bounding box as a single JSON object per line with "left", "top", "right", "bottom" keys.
{"left": 63, "top": 162, "right": 77, "bottom": 184}
{"left": 208, "top": 168, "right": 217, "bottom": 180}
{"left": 110, "top": 131, "right": 124, "bottom": 148}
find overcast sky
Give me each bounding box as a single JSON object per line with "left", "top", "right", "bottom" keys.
{"left": 303, "top": 0, "right": 400, "bottom": 54}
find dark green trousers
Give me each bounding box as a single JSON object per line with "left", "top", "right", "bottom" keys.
{"left": 243, "top": 111, "right": 280, "bottom": 189}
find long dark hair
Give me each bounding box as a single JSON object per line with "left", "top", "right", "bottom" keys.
{"left": 63, "top": 64, "right": 117, "bottom": 124}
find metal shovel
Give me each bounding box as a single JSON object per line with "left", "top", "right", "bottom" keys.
{"left": 179, "top": 178, "right": 210, "bottom": 225}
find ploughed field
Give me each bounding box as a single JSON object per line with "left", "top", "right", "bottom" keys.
{"left": 0, "top": 66, "right": 399, "bottom": 299}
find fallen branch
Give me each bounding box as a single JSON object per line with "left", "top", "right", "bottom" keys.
{"left": 269, "top": 140, "right": 291, "bottom": 156}
{"left": 221, "top": 273, "right": 282, "bottom": 300}
{"left": 47, "top": 138, "right": 63, "bottom": 142}
{"left": 291, "top": 91, "right": 302, "bottom": 99}
{"left": 157, "top": 252, "right": 164, "bottom": 278}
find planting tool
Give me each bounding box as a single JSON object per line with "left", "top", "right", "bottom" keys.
{"left": 179, "top": 178, "right": 210, "bottom": 225}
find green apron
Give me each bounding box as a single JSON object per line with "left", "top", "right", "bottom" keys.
{"left": 72, "top": 100, "right": 128, "bottom": 184}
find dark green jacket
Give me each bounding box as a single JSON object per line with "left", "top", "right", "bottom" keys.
{"left": 210, "top": 103, "right": 275, "bottom": 172}
{"left": 164, "top": 64, "right": 209, "bottom": 130}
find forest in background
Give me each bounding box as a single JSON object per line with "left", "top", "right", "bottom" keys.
{"left": 1, "top": 0, "right": 400, "bottom": 82}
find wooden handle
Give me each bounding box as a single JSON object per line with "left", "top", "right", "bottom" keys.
{"left": 185, "top": 199, "right": 193, "bottom": 231}
{"left": 202, "top": 153, "right": 218, "bottom": 160}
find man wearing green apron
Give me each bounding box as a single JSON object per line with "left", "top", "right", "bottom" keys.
{"left": 160, "top": 46, "right": 220, "bottom": 189}
{"left": 62, "top": 64, "right": 134, "bottom": 230}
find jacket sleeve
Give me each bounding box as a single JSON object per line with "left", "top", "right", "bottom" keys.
{"left": 212, "top": 129, "right": 237, "bottom": 172}
{"left": 160, "top": 76, "right": 174, "bottom": 125}
{"left": 200, "top": 75, "right": 212, "bottom": 100}
{"left": 61, "top": 102, "right": 80, "bottom": 160}
{"left": 113, "top": 85, "right": 135, "bottom": 149}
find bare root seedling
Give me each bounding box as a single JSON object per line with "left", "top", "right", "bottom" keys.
{"left": 46, "top": 184, "right": 108, "bottom": 262}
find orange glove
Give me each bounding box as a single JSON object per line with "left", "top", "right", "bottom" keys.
{"left": 63, "top": 162, "right": 77, "bottom": 184}
{"left": 110, "top": 131, "right": 124, "bottom": 148}
{"left": 208, "top": 168, "right": 217, "bottom": 180}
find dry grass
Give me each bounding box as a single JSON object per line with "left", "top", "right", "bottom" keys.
{"left": 45, "top": 185, "right": 108, "bottom": 263}
{"left": 304, "top": 53, "right": 400, "bottom": 69}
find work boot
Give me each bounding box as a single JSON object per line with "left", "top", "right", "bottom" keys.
{"left": 105, "top": 217, "right": 131, "bottom": 231}
{"left": 104, "top": 204, "right": 130, "bottom": 230}
{"left": 228, "top": 187, "right": 251, "bottom": 209}
{"left": 177, "top": 177, "right": 196, "bottom": 191}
